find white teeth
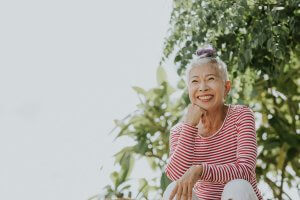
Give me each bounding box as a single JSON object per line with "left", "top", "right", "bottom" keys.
{"left": 198, "top": 95, "right": 213, "bottom": 100}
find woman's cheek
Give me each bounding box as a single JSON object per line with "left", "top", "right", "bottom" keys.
{"left": 188, "top": 91, "right": 194, "bottom": 102}
{"left": 188, "top": 88, "right": 194, "bottom": 99}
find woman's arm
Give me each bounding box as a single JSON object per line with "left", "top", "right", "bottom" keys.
{"left": 165, "top": 123, "right": 197, "bottom": 181}
{"left": 199, "top": 107, "right": 257, "bottom": 183}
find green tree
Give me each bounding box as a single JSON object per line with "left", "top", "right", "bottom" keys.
{"left": 102, "top": 0, "right": 300, "bottom": 199}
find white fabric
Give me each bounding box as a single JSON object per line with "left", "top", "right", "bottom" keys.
{"left": 163, "top": 179, "right": 258, "bottom": 200}
{"left": 221, "top": 179, "right": 258, "bottom": 200}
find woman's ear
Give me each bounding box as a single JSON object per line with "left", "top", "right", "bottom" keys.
{"left": 224, "top": 80, "right": 231, "bottom": 97}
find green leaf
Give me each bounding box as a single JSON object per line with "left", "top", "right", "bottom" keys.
{"left": 177, "top": 78, "right": 186, "bottom": 89}
{"left": 167, "top": 84, "right": 176, "bottom": 95}
{"left": 156, "top": 66, "right": 167, "bottom": 85}
{"left": 267, "top": 38, "right": 273, "bottom": 49}
{"left": 113, "top": 119, "right": 123, "bottom": 127}
{"left": 132, "top": 86, "right": 147, "bottom": 96}
{"left": 119, "top": 184, "right": 131, "bottom": 192}
{"left": 119, "top": 167, "right": 129, "bottom": 185}
{"left": 136, "top": 178, "right": 148, "bottom": 198}
{"left": 174, "top": 54, "right": 182, "bottom": 62}
{"left": 146, "top": 157, "right": 158, "bottom": 170}
{"left": 277, "top": 143, "right": 288, "bottom": 170}
{"left": 114, "top": 146, "right": 134, "bottom": 164}
{"left": 160, "top": 173, "right": 172, "bottom": 193}
{"left": 110, "top": 171, "right": 119, "bottom": 187}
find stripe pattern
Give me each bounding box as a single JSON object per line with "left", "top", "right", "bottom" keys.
{"left": 165, "top": 105, "right": 263, "bottom": 200}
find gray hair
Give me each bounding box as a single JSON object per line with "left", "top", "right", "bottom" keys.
{"left": 185, "top": 57, "right": 229, "bottom": 85}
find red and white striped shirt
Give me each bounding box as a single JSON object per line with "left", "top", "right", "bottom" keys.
{"left": 165, "top": 105, "right": 263, "bottom": 200}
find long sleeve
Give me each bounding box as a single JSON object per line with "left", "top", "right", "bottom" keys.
{"left": 165, "top": 123, "right": 198, "bottom": 181}
{"left": 199, "top": 107, "right": 258, "bottom": 183}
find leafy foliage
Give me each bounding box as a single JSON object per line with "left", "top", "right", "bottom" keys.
{"left": 102, "top": 1, "right": 300, "bottom": 199}
{"left": 102, "top": 66, "right": 188, "bottom": 199}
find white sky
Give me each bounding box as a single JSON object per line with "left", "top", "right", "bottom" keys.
{"left": 0, "top": 1, "right": 298, "bottom": 200}
{"left": 0, "top": 0, "right": 176, "bottom": 199}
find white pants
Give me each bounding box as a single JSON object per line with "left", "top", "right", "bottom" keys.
{"left": 162, "top": 179, "right": 258, "bottom": 200}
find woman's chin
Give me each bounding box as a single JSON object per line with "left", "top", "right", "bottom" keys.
{"left": 197, "top": 100, "right": 224, "bottom": 111}
{"left": 197, "top": 101, "right": 213, "bottom": 110}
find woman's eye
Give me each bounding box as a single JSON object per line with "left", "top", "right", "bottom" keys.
{"left": 208, "top": 77, "right": 214, "bottom": 80}
{"left": 192, "top": 80, "right": 198, "bottom": 83}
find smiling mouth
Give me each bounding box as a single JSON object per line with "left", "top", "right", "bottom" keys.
{"left": 197, "top": 95, "right": 214, "bottom": 102}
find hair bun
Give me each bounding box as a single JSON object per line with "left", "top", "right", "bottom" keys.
{"left": 196, "top": 45, "right": 216, "bottom": 58}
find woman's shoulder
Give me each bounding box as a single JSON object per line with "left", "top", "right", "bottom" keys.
{"left": 229, "top": 104, "right": 253, "bottom": 115}
{"left": 230, "top": 104, "right": 255, "bottom": 125}
{"left": 230, "top": 104, "right": 254, "bottom": 123}
{"left": 170, "top": 122, "right": 183, "bottom": 134}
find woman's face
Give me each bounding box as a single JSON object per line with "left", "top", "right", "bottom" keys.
{"left": 188, "top": 63, "right": 231, "bottom": 111}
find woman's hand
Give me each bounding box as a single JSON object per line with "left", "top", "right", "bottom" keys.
{"left": 196, "top": 111, "right": 211, "bottom": 137}
{"left": 169, "top": 165, "right": 203, "bottom": 200}
{"left": 184, "top": 103, "right": 206, "bottom": 126}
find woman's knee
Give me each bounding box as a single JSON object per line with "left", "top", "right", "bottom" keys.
{"left": 221, "top": 179, "right": 258, "bottom": 200}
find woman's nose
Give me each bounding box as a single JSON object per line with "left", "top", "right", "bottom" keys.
{"left": 198, "top": 82, "right": 208, "bottom": 91}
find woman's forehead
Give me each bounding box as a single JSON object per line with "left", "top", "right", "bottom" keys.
{"left": 189, "top": 64, "right": 220, "bottom": 77}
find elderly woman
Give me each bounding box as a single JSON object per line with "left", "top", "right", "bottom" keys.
{"left": 163, "top": 46, "right": 263, "bottom": 200}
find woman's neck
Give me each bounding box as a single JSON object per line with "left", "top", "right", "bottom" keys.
{"left": 197, "top": 104, "right": 228, "bottom": 136}
{"left": 208, "top": 104, "right": 227, "bottom": 130}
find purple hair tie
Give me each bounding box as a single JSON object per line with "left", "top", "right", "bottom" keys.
{"left": 196, "top": 47, "right": 216, "bottom": 58}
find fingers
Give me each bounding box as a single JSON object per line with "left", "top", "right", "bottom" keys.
{"left": 181, "top": 184, "right": 188, "bottom": 200}
{"left": 192, "top": 103, "right": 206, "bottom": 112}
{"left": 169, "top": 183, "right": 178, "bottom": 200}
{"left": 171, "top": 181, "right": 190, "bottom": 200}
{"left": 188, "top": 183, "right": 192, "bottom": 200}
{"left": 176, "top": 184, "right": 183, "bottom": 200}
{"left": 193, "top": 103, "right": 207, "bottom": 120}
